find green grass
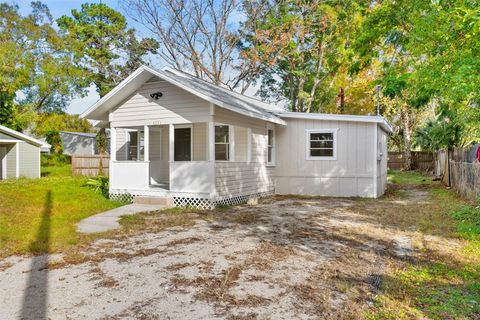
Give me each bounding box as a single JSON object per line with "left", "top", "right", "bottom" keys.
{"left": 0, "top": 164, "right": 123, "bottom": 257}
{"left": 367, "top": 170, "right": 480, "bottom": 320}
{"left": 387, "top": 169, "right": 432, "bottom": 185}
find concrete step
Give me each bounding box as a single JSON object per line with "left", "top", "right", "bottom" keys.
{"left": 133, "top": 196, "right": 174, "bottom": 207}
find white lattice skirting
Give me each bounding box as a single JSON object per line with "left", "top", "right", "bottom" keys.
{"left": 109, "top": 190, "right": 274, "bottom": 209}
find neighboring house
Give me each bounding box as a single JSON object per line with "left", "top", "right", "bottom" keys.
{"left": 0, "top": 125, "right": 50, "bottom": 180}
{"left": 82, "top": 65, "right": 391, "bottom": 208}
{"left": 60, "top": 131, "right": 98, "bottom": 156}
{"left": 39, "top": 131, "right": 109, "bottom": 156}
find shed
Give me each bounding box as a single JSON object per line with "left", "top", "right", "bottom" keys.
{"left": 0, "top": 125, "right": 50, "bottom": 179}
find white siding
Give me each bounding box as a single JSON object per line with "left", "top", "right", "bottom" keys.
{"left": 115, "top": 128, "right": 128, "bottom": 161}
{"left": 234, "top": 126, "right": 248, "bottom": 162}
{"left": 5, "top": 144, "right": 16, "bottom": 178}
{"left": 19, "top": 142, "right": 40, "bottom": 178}
{"left": 213, "top": 108, "right": 275, "bottom": 198}
{"left": 275, "top": 118, "right": 377, "bottom": 197}
{"left": 110, "top": 80, "right": 210, "bottom": 127}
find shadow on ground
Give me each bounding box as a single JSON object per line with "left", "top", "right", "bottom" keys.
{"left": 20, "top": 190, "right": 51, "bottom": 320}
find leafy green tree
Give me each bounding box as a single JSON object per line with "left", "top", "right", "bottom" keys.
{"left": 242, "top": 0, "right": 368, "bottom": 112}
{"left": 0, "top": 2, "right": 89, "bottom": 115}
{"left": 57, "top": 3, "right": 158, "bottom": 97}
{"left": 32, "top": 113, "right": 93, "bottom": 137}
{"left": 45, "top": 130, "right": 63, "bottom": 154}
{"left": 353, "top": 0, "right": 480, "bottom": 167}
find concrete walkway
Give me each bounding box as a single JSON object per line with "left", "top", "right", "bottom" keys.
{"left": 77, "top": 204, "right": 165, "bottom": 234}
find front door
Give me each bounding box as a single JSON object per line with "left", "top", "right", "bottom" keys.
{"left": 174, "top": 128, "right": 191, "bottom": 161}
{"left": 0, "top": 146, "right": 6, "bottom": 180}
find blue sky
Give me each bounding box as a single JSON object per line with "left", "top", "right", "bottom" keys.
{"left": 8, "top": 0, "right": 144, "bottom": 115}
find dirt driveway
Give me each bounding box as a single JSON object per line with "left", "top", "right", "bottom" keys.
{"left": 0, "top": 183, "right": 466, "bottom": 319}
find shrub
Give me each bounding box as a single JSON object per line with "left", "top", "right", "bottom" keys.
{"left": 86, "top": 176, "right": 109, "bottom": 198}
{"left": 45, "top": 130, "right": 63, "bottom": 154}
{"left": 41, "top": 154, "right": 71, "bottom": 166}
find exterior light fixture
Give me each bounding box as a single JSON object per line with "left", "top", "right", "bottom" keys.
{"left": 150, "top": 92, "right": 163, "bottom": 100}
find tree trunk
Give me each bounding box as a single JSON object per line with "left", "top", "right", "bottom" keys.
{"left": 401, "top": 104, "right": 413, "bottom": 170}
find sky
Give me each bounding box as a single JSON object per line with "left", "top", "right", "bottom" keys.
{"left": 8, "top": 0, "right": 143, "bottom": 115}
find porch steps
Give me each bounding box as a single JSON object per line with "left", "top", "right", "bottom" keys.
{"left": 133, "top": 196, "right": 174, "bottom": 207}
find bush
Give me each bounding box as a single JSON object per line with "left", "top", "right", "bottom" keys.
{"left": 45, "top": 130, "right": 63, "bottom": 154}
{"left": 86, "top": 176, "right": 109, "bottom": 198}
{"left": 41, "top": 154, "right": 71, "bottom": 166}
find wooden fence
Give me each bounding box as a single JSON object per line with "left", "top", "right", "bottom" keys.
{"left": 72, "top": 155, "right": 110, "bottom": 176}
{"left": 449, "top": 161, "right": 480, "bottom": 201}
{"left": 388, "top": 151, "right": 435, "bottom": 171}
{"left": 436, "top": 146, "right": 480, "bottom": 201}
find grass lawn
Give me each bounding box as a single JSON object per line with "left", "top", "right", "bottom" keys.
{"left": 368, "top": 170, "right": 480, "bottom": 320}
{"left": 0, "top": 164, "right": 123, "bottom": 257}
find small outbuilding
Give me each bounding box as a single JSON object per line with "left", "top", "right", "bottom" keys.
{"left": 0, "top": 125, "right": 50, "bottom": 180}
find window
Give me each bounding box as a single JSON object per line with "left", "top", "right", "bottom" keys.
{"left": 267, "top": 128, "right": 275, "bottom": 165}
{"left": 127, "top": 130, "right": 144, "bottom": 161}
{"left": 215, "top": 125, "right": 229, "bottom": 161}
{"left": 306, "top": 129, "right": 336, "bottom": 160}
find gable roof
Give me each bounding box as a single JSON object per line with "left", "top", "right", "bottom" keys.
{"left": 0, "top": 125, "right": 51, "bottom": 148}
{"left": 81, "top": 65, "right": 286, "bottom": 125}
{"left": 81, "top": 65, "right": 392, "bottom": 132}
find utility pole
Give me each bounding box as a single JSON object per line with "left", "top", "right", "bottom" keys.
{"left": 375, "top": 85, "right": 381, "bottom": 116}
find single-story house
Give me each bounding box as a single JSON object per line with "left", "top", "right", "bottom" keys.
{"left": 82, "top": 65, "right": 391, "bottom": 208}
{"left": 0, "top": 125, "right": 51, "bottom": 180}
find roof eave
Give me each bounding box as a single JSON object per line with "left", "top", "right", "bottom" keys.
{"left": 0, "top": 125, "right": 49, "bottom": 147}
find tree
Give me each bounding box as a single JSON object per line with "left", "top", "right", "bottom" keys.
{"left": 57, "top": 3, "right": 159, "bottom": 97}
{"left": 353, "top": 0, "right": 480, "bottom": 167}
{"left": 32, "top": 113, "right": 93, "bottom": 137}
{"left": 122, "top": 0, "right": 257, "bottom": 93}
{"left": 0, "top": 2, "right": 89, "bottom": 129}
{"left": 241, "top": 0, "right": 368, "bottom": 112}
{"left": 45, "top": 130, "right": 63, "bottom": 154}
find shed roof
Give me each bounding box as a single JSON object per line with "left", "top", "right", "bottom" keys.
{"left": 0, "top": 125, "right": 51, "bottom": 148}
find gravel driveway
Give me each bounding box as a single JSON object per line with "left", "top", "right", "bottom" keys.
{"left": 0, "top": 188, "right": 442, "bottom": 320}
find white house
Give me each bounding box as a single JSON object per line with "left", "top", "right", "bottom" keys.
{"left": 81, "top": 66, "right": 391, "bottom": 208}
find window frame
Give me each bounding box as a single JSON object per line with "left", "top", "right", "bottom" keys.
{"left": 214, "top": 124, "right": 230, "bottom": 161}
{"left": 305, "top": 129, "right": 338, "bottom": 161}
{"left": 266, "top": 126, "right": 275, "bottom": 166}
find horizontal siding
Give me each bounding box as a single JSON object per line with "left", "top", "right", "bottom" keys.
{"left": 234, "top": 126, "right": 248, "bottom": 162}
{"left": 110, "top": 81, "right": 210, "bottom": 127}
{"left": 215, "top": 163, "right": 274, "bottom": 197}
{"left": 116, "top": 128, "right": 127, "bottom": 161}
{"left": 193, "top": 123, "right": 207, "bottom": 161}
{"left": 214, "top": 108, "right": 274, "bottom": 198}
